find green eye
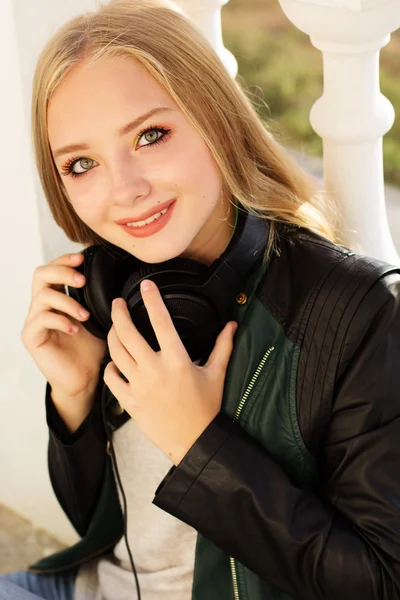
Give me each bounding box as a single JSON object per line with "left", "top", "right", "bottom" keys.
{"left": 137, "top": 126, "right": 171, "bottom": 148}
{"left": 143, "top": 130, "right": 160, "bottom": 144}
{"left": 73, "top": 158, "right": 94, "bottom": 173}
{"left": 61, "top": 156, "right": 97, "bottom": 178}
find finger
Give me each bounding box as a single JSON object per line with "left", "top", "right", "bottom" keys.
{"left": 140, "top": 280, "right": 186, "bottom": 357}
{"left": 48, "top": 252, "right": 84, "bottom": 267}
{"left": 21, "top": 310, "right": 80, "bottom": 350}
{"left": 205, "top": 321, "right": 238, "bottom": 374}
{"left": 111, "top": 298, "right": 155, "bottom": 365}
{"left": 103, "top": 360, "right": 133, "bottom": 408}
{"left": 32, "top": 261, "right": 86, "bottom": 298}
{"left": 107, "top": 324, "right": 138, "bottom": 380}
{"left": 27, "top": 286, "right": 90, "bottom": 323}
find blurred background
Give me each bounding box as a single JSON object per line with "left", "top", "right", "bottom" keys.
{"left": 223, "top": 0, "right": 400, "bottom": 187}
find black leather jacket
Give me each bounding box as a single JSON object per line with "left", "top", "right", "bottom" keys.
{"left": 44, "top": 227, "right": 400, "bottom": 599}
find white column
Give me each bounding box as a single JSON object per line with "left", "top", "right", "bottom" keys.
{"left": 277, "top": 0, "right": 400, "bottom": 264}
{"left": 0, "top": 0, "right": 96, "bottom": 546}
{"left": 176, "top": 0, "right": 238, "bottom": 77}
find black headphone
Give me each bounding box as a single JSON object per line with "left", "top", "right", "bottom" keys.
{"left": 67, "top": 210, "right": 268, "bottom": 362}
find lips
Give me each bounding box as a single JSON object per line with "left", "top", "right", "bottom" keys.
{"left": 115, "top": 199, "right": 176, "bottom": 225}
{"left": 117, "top": 199, "right": 176, "bottom": 238}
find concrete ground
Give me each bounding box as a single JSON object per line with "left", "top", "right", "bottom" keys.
{"left": 0, "top": 504, "right": 64, "bottom": 575}
{"left": 1, "top": 151, "right": 399, "bottom": 576}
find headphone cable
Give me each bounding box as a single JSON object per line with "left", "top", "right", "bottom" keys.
{"left": 101, "top": 394, "right": 142, "bottom": 600}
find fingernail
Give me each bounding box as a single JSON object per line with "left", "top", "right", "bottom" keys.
{"left": 141, "top": 280, "right": 153, "bottom": 292}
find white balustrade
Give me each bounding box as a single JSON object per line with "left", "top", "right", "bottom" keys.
{"left": 277, "top": 0, "right": 400, "bottom": 263}
{"left": 176, "top": 0, "right": 238, "bottom": 77}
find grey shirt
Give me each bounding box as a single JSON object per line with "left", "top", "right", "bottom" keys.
{"left": 74, "top": 416, "right": 197, "bottom": 600}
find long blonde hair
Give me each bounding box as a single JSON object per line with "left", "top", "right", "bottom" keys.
{"left": 32, "top": 0, "right": 338, "bottom": 258}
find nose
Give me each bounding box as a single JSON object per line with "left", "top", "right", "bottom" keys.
{"left": 108, "top": 157, "right": 151, "bottom": 207}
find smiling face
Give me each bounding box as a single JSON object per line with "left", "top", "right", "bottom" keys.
{"left": 47, "top": 55, "right": 235, "bottom": 265}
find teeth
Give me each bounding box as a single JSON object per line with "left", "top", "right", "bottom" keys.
{"left": 126, "top": 206, "right": 169, "bottom": 228}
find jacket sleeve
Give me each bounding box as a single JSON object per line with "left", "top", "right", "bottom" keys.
{"left": 153, "top": 273, "right": 400, "bottom": 600}
{"left": 46, "top": 364, "right": 108, "bottom": 538}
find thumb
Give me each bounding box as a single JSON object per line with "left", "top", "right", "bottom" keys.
{"left": 205, "top": 321, "right": 238, "bottom": 374}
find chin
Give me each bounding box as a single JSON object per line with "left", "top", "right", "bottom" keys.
{"left": 124, "top": 243, "right": 189, "bottom": 265}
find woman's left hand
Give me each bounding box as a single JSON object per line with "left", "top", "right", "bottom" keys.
{"left": 104, "top": 279, "right": 238, "bottom": 465}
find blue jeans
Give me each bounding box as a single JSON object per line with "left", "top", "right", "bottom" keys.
{"left": 0, "top": 569, "right": 76, "bottom": 600}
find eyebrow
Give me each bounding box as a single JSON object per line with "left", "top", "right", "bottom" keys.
{"left": 52, "top": 106, "right": 176, "bottom": 160}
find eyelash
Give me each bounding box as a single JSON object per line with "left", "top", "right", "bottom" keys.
{"left": 60, "top": 125, "right": 171, "bottom": 179}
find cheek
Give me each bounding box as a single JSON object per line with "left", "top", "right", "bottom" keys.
{"left": 195, "top": 159, "right": 223, "bottom": 211}
{"left": 177, "top": 142, "right": 222, "bottom": 197}
{"left": 63, "top": 182, "right": 105, "bottom": 225}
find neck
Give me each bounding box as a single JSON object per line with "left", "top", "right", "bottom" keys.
{"left": 180, "top": 199, "right": 237, "bottom": 267}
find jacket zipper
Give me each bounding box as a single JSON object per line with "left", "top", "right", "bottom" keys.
{"left": 233, "top": 346, "right": 275, "bottom": 423}
{"left": 230, "top": 346, "right": 275, "bottom": 599}
{"left": 230, "top": 556, "right": 240, "bottom": 600}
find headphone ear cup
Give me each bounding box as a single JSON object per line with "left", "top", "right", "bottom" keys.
{"left": 121, "top": 257, "right": 222, "bottom": 361}
{"left": 67, "top": 246, "right": 120, "bottom": 340}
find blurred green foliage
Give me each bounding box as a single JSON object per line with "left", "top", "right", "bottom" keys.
{"left": 223, "top": 0, "right": 400, "bottom": 186}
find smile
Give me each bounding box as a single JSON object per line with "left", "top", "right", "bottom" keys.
{"left": 126, "top": 206, "right": 169, "bottom": 228}
{"left": 117, "top": 200, "right": 176, "bottom": 239}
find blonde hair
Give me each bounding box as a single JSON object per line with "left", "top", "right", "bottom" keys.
{"left": 32, "top": 0, "right": 338, "bottom": 258}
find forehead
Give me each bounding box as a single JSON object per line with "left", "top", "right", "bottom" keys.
{"left": 47, "top": 55, "right": 176, "bottom": 150}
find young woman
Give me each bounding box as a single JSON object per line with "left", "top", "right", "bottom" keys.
{"left": 2, "top": 0, "right": 400, "bottom": 599}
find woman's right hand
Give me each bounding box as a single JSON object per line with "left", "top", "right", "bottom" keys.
{"left": 21, "top": 252, "right": 107, "bottom": 404}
